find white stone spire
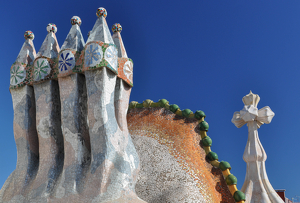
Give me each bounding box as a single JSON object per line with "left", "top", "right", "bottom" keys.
{"left": 111, "top": 23, "right": 133, "bottom": 86}
{"left": 16, "top": 31, "right": 36, "bottom": 65}
{"left": 86, "top": 7, "right": 114, "bottom": 44}
{"left": 37, "top": 23, "right": 60, "bottom": 59}
{"left": 10, "top": 31, "right": 36, "bottom": 87}
{"left": 61, "top": 16, "right": 85, "bottom": 52}
{"left": 112, "top": 23, "right": 128, "bottom": 58}
{"left": 232, "top": 91, "right": 283, "bottom": 203}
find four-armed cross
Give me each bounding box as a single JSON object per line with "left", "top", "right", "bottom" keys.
{"left": 232, "top": 91, "right": 283, "bottom": 203}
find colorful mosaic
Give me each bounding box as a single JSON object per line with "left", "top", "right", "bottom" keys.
{"left": 112, "top": 23, "right": 122, "bottom": 33}
{"left": 9, "top": 8, "right": 132, "bottom": 87}
{"left": 82, "top": 41, "right": 118, "bottom": 74}
{"left": 57, "top": 50, "right": 82, "bottom": 77}
{"left": 33, "top": 58, "right": 51, "bottom": 81}
{"left": 59, "top": 50, "right": 75, "bottom": 73}
{"left": 24, "top": 31, "right": 34, "bottom": 40}
{"left": 104, "top": 45, "right": 118, "bottom": 70}
{"left": 117, "top": 58, "right": 133, "bottom": 86}
{"left": 9, "top": 63, "right": 34, "bottom": 90}
{"left": 123, "top": 60, "right": 133, "bottom": 83}
{"left": 47, "top": 23, "right": 57, "bottom": 33}
{"left": 70, "top": 16, "right": 82, "bottom": 26}
{"left": 31, "top": 57, "right": 59, "bottom": 83}
{"left": 96, "top": 7, "right": 107, "bottom": 18}
{"left": 10, "top": 64, "right": 26, "bottom": 86}
{"left": 84, "top": 43, "right": 103, "bottom": 67}
{"left": 74, "top": 50, "right": 85, "bottom": 72}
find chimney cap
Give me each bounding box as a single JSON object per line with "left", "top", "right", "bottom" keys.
{"left": 71, "top": 16, "right": 82, "bottom": 26}
{"left": 96, "top": 7, "right": 107, "bottom": 18}
{"left": 112, "top": 23, "right": 122, "bottom": 33}
{"left": 24, "top": 31, "right": 34, "bottom": 40}
{"left": 46, "top": 23, "right": 57, "bottom": 33}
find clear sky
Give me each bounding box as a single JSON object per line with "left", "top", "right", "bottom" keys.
{"left": 0, "top": 0, "right": 299, "bottom": 199}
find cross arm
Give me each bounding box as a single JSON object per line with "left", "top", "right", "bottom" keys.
{"left": 231, "top": 111, "right": 247, "bottom": 128}
{"left": 257, "top": 106, "right": 275, "bottom": 124}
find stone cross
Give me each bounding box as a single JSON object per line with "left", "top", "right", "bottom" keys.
{"left": 232, "top": 91, "right": 283, "bottom": 203}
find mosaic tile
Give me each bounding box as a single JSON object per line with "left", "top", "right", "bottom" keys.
{"left": 59, "top": 50, "right": 75, "bottom": 73}
{"left": 84, "top": 43, "right": 103, "bottom": 67}
{"left": 117, "top": 58, "right": 133, "bottom": 86}
{"left": 33, "top": 58, "right": 51, "bottom": 81}
{"left": 31, "top": 57, "right": 59, "bottom": 84}
{"left": 123, "top": 60, "right": 133, "bottom": 83}
{"left": 10, "top": 64, "right": 26, "bottom": 86}
{"left": 104, "top": 45, "right": 118, "bottom": 70}
{"left": 82, "top": 41, "right": 118, "bottom": 75}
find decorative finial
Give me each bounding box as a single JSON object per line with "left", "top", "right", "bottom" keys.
{"left": 242, "top": 91, "right": 260, "bottom": 107}
{"left": 71, "top": 16, "right": 82, "bottom": 26}
{"left": 96, "top": 7, "right": 107, "bottom": 18}
{"left": 24, "top": 31, "right": 34, "bottom": 40}
{"left": 112, "top": 23, "right": 122, "bottom": 33}
{"left": 46, "top": 23, "right": 57, "bottom": 33}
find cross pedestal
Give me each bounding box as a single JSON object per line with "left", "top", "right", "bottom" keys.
{"left": 232, "top": 91, "right": 283, "bottom": 203}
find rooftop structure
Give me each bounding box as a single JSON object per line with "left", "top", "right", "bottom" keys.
{"left": 0, "top": 6, "right": 251, "bottom": 203}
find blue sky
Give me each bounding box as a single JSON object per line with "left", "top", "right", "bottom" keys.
{"left": 0, "top": 0, "right": 299, "bottom": 199}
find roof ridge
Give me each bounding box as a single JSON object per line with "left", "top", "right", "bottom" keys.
{"left": 129, "top": 99, "right": 246, "bottom": 203}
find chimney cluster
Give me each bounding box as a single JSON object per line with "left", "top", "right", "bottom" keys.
{"left": 2, "top": 7, "right": 146, "bottom": 203}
